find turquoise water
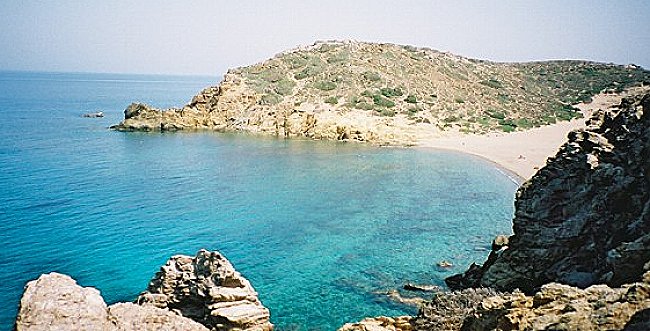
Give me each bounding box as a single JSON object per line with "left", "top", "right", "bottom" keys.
{"left": 0, "top": 71, "right": 518, "bottom": 330}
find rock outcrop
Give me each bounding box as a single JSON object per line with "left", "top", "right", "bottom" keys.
{"left": 14, "top": 250, "right": 271, "bottom": 331}
{"left": 447, "top": 93, "right": 650, "bottom": 293}
{"left": 111, "top": 41, "right": 650, "bottom": 146}
{"left": 342, "top": 270, "right": 650, "bottom": 331}
{"left": 14, "top": 272, "right": 209, "bottom": 331}
{"left": 137, "top": 249, "right": 273, "bottom": 331}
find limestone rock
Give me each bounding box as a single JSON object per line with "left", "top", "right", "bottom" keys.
{"left": 338, "top": 316, "right": 414, "bottom": 331}
{"left": 14, "top": 272, "right": 210, "bottom": 331}
{"left": 447, "top": 94, "right": 650, "bottom": 293}
{"left": 15, "top": 272, "right": 110, "bottom": 331}
{"left": 108, "top": 303, "right": 209, "bottom": 331}
{"left": 460, "top": 273, "right": 650, "bottom": 330}
{"left": 137, "top": 249, "right": 273, "bottom": 331}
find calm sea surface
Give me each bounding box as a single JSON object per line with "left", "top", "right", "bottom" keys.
{"left": 0, "top": 71, "right": 518, "bottom": 330}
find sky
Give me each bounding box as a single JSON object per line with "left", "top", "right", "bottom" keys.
{"left": 1, "top": 1, "right": 649, "bottom": 76}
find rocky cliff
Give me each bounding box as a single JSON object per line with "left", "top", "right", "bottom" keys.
{"left": 111, "top": 41, "right": 650, "bottom": 146}
{"left": 341, "top": 270, "right": 650, "bottom": 331}
{"left": 14, "top": 250, "right": 272, "bottom": 331}
{"left": 446, "top": 93, "right": 650, "bottom": 293}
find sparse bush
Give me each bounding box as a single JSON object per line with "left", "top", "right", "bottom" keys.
{"left": 378, "top": 108, "right": 396, "bottom": 117}
{"left": 480, "top": 79, "right": 503, "bottom": 89}
{"left": 260, "top": 93, "right": 282, "bottom": 105}
{"left": 454, "top": 97, "right": 465, "bottom": 104}
{"left": 362, "top": 71, "right": 382, "bottom": 82}
{"left": 354, "top": 102, "right": 375, "bottom": 110}
{"left": 486, "top": 110, "right": 506, "bottom": 120}
{"left": 373, "top": 95, "right": 396, "bottom": 108}
{"left": 380, "top": 87, "right": 404, "bottom": 97}
{"left": 274, "top": 79, "right": 296, "bottom": 96}
{"left": 314, "top": 81, "right": 337, "bottom": 91}
{"left": 324, "top": 96, "right": 339, "bottom": 105}
{"left": 405, "top": 95, "right": 417, "bottom": 103}
{"left": 500, "top": 124, "right": 516, "bottom": 132}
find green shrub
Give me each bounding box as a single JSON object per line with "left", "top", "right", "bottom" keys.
{"left": 361, "top": 90, "right": 374, "bottom": 97}
{"left": 373, "top": 95, "right": 396, "bottom": 107}
{"left": 261, "top": 70, "right": 284, "bottom": 83}
{"left": 378, "top": 108, "right": 396, "bottom": 117}
{"left": 500, "top": 124, "right": 516, "bottom": 132}
{"left": 443, "top": 116, "right": 459, "bottom": 123}
{"left": 294, "top": 65, "right": 322, "bottom": 80}
{"left": 274, "top": 79, "right": 296, "bottom": 96}
{"left": 314, "top": 81, "right": 337, "bottom": 91}
{"left": 380, "top": 87, "right": 404, "bottom": 97}
{"left": 486, "top": 110, "right": 506, "bottom": 120}
{"left": 405, "top": 95, "right": 417, "bottom": 103}
{"left": 480, "top": 79, "right": 503, "bottom": 89}
{"left": 260, "top": 93, "right": 282, "bottom": 105}
{"left": 354, "top": 102, "right": 375, "bottom": 110}
{"left": 324, "top": 96, "right": 339, "bottom": 105}
{"left": 362, "top": 71, "right": 382, "bottom": 82}
{"left": 454, "top": 97, "right": 465, "bottom": 104}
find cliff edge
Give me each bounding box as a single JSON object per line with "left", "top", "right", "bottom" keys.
{"left": 446, "top": 93, "right": 650, "bottom": 293}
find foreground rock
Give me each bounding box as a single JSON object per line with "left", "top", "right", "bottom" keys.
{"left": 137, "top": 249, "right": 273, "bottom": 331}
{"left": 447, "top": 93, "right": 650, "bottom": 293}
{"left": 15, "top": 250, "right": 272, "bottom": 331}
{"left": 14, "top": 272, "right": 208, "bottom": 331}
{"left": 342, "top": 271, "right": 650, "bottom": 331}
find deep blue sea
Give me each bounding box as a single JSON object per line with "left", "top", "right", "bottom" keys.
{"left": 0, "top": 71, "right": 518, "bottom": 330}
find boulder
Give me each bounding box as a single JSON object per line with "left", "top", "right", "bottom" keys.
{"left": 15, "top": 273, "right": 110, "bottom": 331}
{"left": 14, "top": 272, "right": 209, "bottom": 331}
{"left": 137, "top": 249, "right": 273, "bottom": 331}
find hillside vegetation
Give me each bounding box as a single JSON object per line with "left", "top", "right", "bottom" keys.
{"left": 113, "top": 41, "right": 650, "bottom": 144}
{"left": 233, "top": 41, "right": 649, "bottom": 133}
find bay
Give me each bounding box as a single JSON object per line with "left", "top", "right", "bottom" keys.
{"left": 0, "top": 71, "right": 517, "bottom": 330}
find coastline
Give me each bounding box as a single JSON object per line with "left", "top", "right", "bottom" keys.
{"left": 414, "top": 118, "right": 587, "bottom": 181}
{"left": 414, "top": 88, "right": 646, "bottom": 180}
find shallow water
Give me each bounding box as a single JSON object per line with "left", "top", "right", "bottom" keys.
{"left": 0, "top": 71, "right": 518, "bottom": 330}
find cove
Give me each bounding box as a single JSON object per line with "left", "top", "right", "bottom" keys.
{"left": 0, "top": 72, "right": 518, "bottom": 330}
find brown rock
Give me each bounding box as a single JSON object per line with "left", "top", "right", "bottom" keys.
{"left": 137, "top": 249, "right": 273, "bottom": 331}
{"left": 15, "top": 273, "right": 110, "bottom": 331}
{"left": 447, "top": 94, "right": 650, "bottom": 293}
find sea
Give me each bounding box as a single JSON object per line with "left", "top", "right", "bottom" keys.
{"left": 0, "top": 71, "right": 518, "bottom": 330}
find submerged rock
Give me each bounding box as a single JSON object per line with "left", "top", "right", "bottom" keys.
{"left": 137, "top": 249, "right": 273, "bottom": 331}
{"left": 82, "top": 111, "right": 104, "bottom": 118}
{"left": 447, "top": 94, "right": 650, "bottom": 293}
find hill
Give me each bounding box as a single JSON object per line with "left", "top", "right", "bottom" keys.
{"left": 112, "top": 40, "right": 650, "bottom": 145}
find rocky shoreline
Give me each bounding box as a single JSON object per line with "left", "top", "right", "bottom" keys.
{"left": 15, "top": 250, "right": 272, "bottom": 331}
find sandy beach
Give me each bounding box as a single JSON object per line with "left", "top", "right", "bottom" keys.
{"left": 416, "top": 89, "right": 646, "bottom": 181}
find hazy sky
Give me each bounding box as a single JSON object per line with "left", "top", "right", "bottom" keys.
{"left": 1, "top": 1, "right": 649, "bottom": 75}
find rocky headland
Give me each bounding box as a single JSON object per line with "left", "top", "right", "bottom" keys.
{"left": 14, "top": 249, "right": 272, "bottom": 331}
{"left": 111, "top": 41, "right": 650, "bottom": 148}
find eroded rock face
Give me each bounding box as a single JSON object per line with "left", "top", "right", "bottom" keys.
{"left": 15, "top": 273, "right": 110, "bottom": 331}
{"left": 137, "top": 249, "right": 273, "bottom": 331}
{"left": 447, "top": 94, "right": 650, "bottom": 293}
{"left": 459, "top": 271, "right": 650, "bottom": 331}
{"left": 14, "top": 272, "right": 209, "bottom": 331}
{"left": 338, "top": 316, "right": 414, "bottom": 331}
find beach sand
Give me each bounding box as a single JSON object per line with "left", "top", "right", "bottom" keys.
{"left": 415, "top": 89, "right": 646, "bottom": 181}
